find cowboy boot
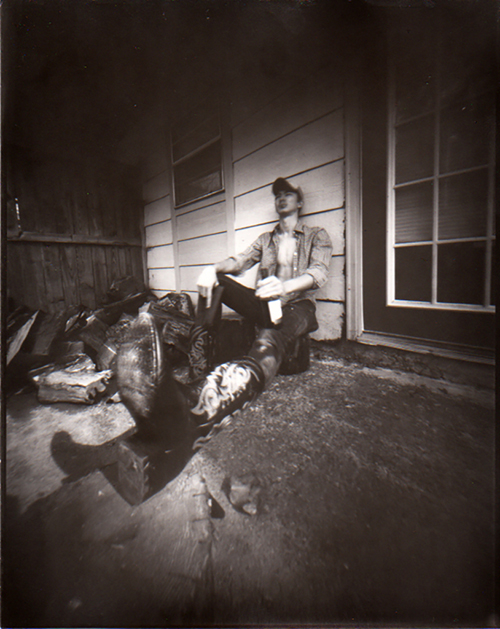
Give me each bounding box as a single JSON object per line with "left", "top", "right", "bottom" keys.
{"left": 189, "top": 357, "right": 265, "bottom": 449}
{"left": 117, "top": 312, "right": 265, "bottom": 452}
{"left": 116, "top": 311, "right": 194, "bottom": 444}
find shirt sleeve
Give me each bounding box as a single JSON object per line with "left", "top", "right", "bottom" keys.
{"left": 228, "top": 233, "right": 265, "bottom": 275}
{"left": 305, "top": 228, "right": 333, "bottom": 289}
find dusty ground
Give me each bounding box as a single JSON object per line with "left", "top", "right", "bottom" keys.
{"left": 3, "top": 350, "right": 496, "bottom": 628}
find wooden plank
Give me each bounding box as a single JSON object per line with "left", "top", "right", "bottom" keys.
{"left": 174, "top": 191, "right": 225, "bottom": 217}
{"left": 302, "top": 210, "right": 345, "bottom": 256}
{"left": 145, "top": 220, "right": 173, "bottom": 248}
{"left": 60, "top": 245, "right": 80, "bottom": 307}
{"left": 177, "top": 202, "right": 227, "bottom": 241}
{"left": 179, "top": 265, "right": 204, "bottom": 293}
{"left": 148, "top": 267, "right": 176, "bottom": 291}
{"left": 41, "top": 244, "right": 65, "bottom": 312}
{"left": 7, "top": 232, "right": 141, "bottom": 246}
{"left": 178, "top": 232, "right": 228, "bottom": 267}
{"left": 232, "top": 70, "right": 342, "bottom": 162}
{"left": 147, "top": 244, "right": 175, "bottom": 269}
{"left": 234, "top": 209, "right": 344, "bottom": 257}
{"left": 94, "top": 246, "right": 110, "bottom": 307}
{"left": 76, "top": 246, "right": 96, "bottom": 309}
{"left": 315, "top": 255, "right": 345, "bottom": 302}
{"left": 143, "top": 171, "right": 170, "bottom": 203}
{"left": 233, "top": 110, "right": 344, "bottom": 197}
{"left": 229, "top": 66, "right": 305, "bottom": 130}
{"left": 310, "top": 301, "right": 344, "bottom": 341}
{"left": 6, "top": 244, "right": 26, "bottom": 307}
{"left": 144, "top": 197, "right": 171, "bottom": 227}
{"left": 234, "top": 161, "right": 344, "bottom": 229}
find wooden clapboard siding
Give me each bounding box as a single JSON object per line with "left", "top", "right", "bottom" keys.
{"left": 144, "top": 197, "right": 170, "bottom": 226}
{"left": 232, "top": 69, "right": 342, "bottom": 162}
{"left": 178, "top": 233, "right": 228, "bottom": 267}
{"left": 233, "top": 110, "right": 343, "bottom": 197}
{"left": 179, "top": 265, "right": 204, "bottom": 293}
{"left": 143, "top": 170, "right": 170, "bottom": 204}
{"left": 311, "top": 301, "right": 345, "bottom": 341}
{"left": 234, "top": 161, "right": 344, "bottom": 229}
{"left": 145, "top": 220, "right": 172, "bottom": 248}
{"left": 148, "top": 268, "right": 176, "bottom": 291}
{"left": 177, "top": 202, "right": 227, "bottom": 242}
{"left": 234, "top": 210, "right": 345, "bottom": 257}
{"left": 315, "top": 255, "right": 345, "bottom": 302}
{"left": 147, "top": 244, "right": 175, "bottom": 269}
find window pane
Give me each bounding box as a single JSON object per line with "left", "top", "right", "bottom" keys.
{"left": 438, "top": 170, "right": 488, "bottom": 240}
{"left": 174, "top": 140, "right": 222, "bottom": 206}
{"left": 395, "top": 181, "right": 433, "bottom": 243}
{"left": 440, "top": 96, "right": 493, "bottom": 174}
{"left": 172, "top": 113, "right": 220, "bottom": 163}
{"left": 395, "top": 245, "right": 432, "bottom": 302}
{"left": 437, "top": 241, "right": 485, "bottom": 305}
{"left": 396, "top": 115, "right": 434, "bottom": 184}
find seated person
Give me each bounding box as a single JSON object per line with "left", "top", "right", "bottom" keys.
{"left": 117, "top": 177, "right": 333, "bottom": 447}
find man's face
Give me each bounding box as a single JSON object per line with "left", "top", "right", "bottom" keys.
{"left": 274, "top": 190, "right": 301, "bottom": 215}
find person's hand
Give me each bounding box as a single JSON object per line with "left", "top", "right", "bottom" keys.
{"left": 197, "top": 265, "right": 218, "bottom": 308}
{"left": 255, "top": 275, "right": 285, "bottom": 300}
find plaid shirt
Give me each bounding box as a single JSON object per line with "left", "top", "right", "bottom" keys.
{"left": 230, "top": 220, "right": 333, "bottom": 304}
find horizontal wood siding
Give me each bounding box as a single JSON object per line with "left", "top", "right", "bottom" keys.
{"left": 233, "top": 111, "right": 343, "bottom": 198}
{"left": 178, "top": 233, "right": 228, "bottom": 267}
{"left": 232, "top": 68, "right": 342, "bottom": 162}
{"left": 139, "top": 62, "right": 346, "bottom": 337}
{"left": 235, "top": 161, "right": 344, "bottom": 229}
{"left": 177, "top": 202, "right": 227, "bottom": 241}
{"left": 230, "top": 64, "right": 346, "bottom": 339}
{"left": 6, "top": 147, "right": 144, "bottom": 313}
{"left": 141, "top": 162, "right": 176, "bottom": 296}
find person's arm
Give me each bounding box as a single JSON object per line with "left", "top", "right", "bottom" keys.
{"left": 197, "top": 235, "right": 265, "bottom": 306}
{"left": 255, "top": 273, "right": 314, "bottom": 300}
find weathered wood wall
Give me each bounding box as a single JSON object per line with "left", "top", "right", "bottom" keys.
{"left": 6, "top": 147, "right": 144, "bottom": 312}
{"left": 138, "top": 62, "right": 346, "bottom": 340}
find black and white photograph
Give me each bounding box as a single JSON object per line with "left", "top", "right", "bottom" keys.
{"left": 2, "top": 0, "right": 496, "bottom": 626}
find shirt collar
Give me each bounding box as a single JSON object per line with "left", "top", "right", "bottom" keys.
{"left": 272, "top": 219, "right": 305, "bottom": 237}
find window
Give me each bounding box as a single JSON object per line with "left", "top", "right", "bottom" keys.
{"left": 387, "top": 18, "right": 495, "bottom": 312}
{"left": 171, "top": 103, "right": 223, "bottom": 208}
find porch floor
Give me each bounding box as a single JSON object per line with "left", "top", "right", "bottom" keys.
{"left": 3, "top": 346, "right": 496, "bottom": 628}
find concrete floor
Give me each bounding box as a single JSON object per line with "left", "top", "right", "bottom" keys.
{"left": 3, "top": 351, "right": 496, "bottom": 628}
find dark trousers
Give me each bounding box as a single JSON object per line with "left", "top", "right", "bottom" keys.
{"left": 194, "top": 273, "right": 318, "bottom": 386}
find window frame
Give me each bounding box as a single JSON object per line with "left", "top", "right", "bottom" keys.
{"left": 170, "top": 103, "right": 224, "bottom": 209}
{"left": 386, "top": 36, "right": 496, "bottom": 314}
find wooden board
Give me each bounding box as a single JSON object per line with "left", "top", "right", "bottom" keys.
{"left": 177, "top": 202, "right": 227, "bottom": 242}
{"left": 60, "top": 245, "right": 80, "bottom": 306}
{"left": 310, "top": 301, "right": 344, "bottom": 341}
{"left": 76, "top": 246, "right": 96, "bottom": 309}
{"left": 147, "top": 244, "right": 175, "bottom": 269}
{"left": 148, "top": 268, "right": 176, "bottom": 292}
{"left": 234, "top": 161, "right": 344, "bottom": 229}
{"left": 144, "top": 197, "right": 171, "bottom": 227}
{"left": 145, "top": 220, "right": 173, "bottom": 248}
{"left": 315, "top": 255, "right": 345, "bottom": 302}
{"left": 233, "top": 110, "right": 344, "bottom": 197}
{"left": 178, "top": 232, "right": 228, "bottom": 267}
{"left": 234, "top": 209, "right": 345, "bottom": 257}
{"left": 143, "top": 170, "right": 170, "bottom": 204}
{"left": 232, "top": 70, "right": 342, "bottom": 162}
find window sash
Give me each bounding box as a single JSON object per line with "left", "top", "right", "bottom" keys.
{"left": 387, "top": 33, "right": 495, "bottom": 313}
